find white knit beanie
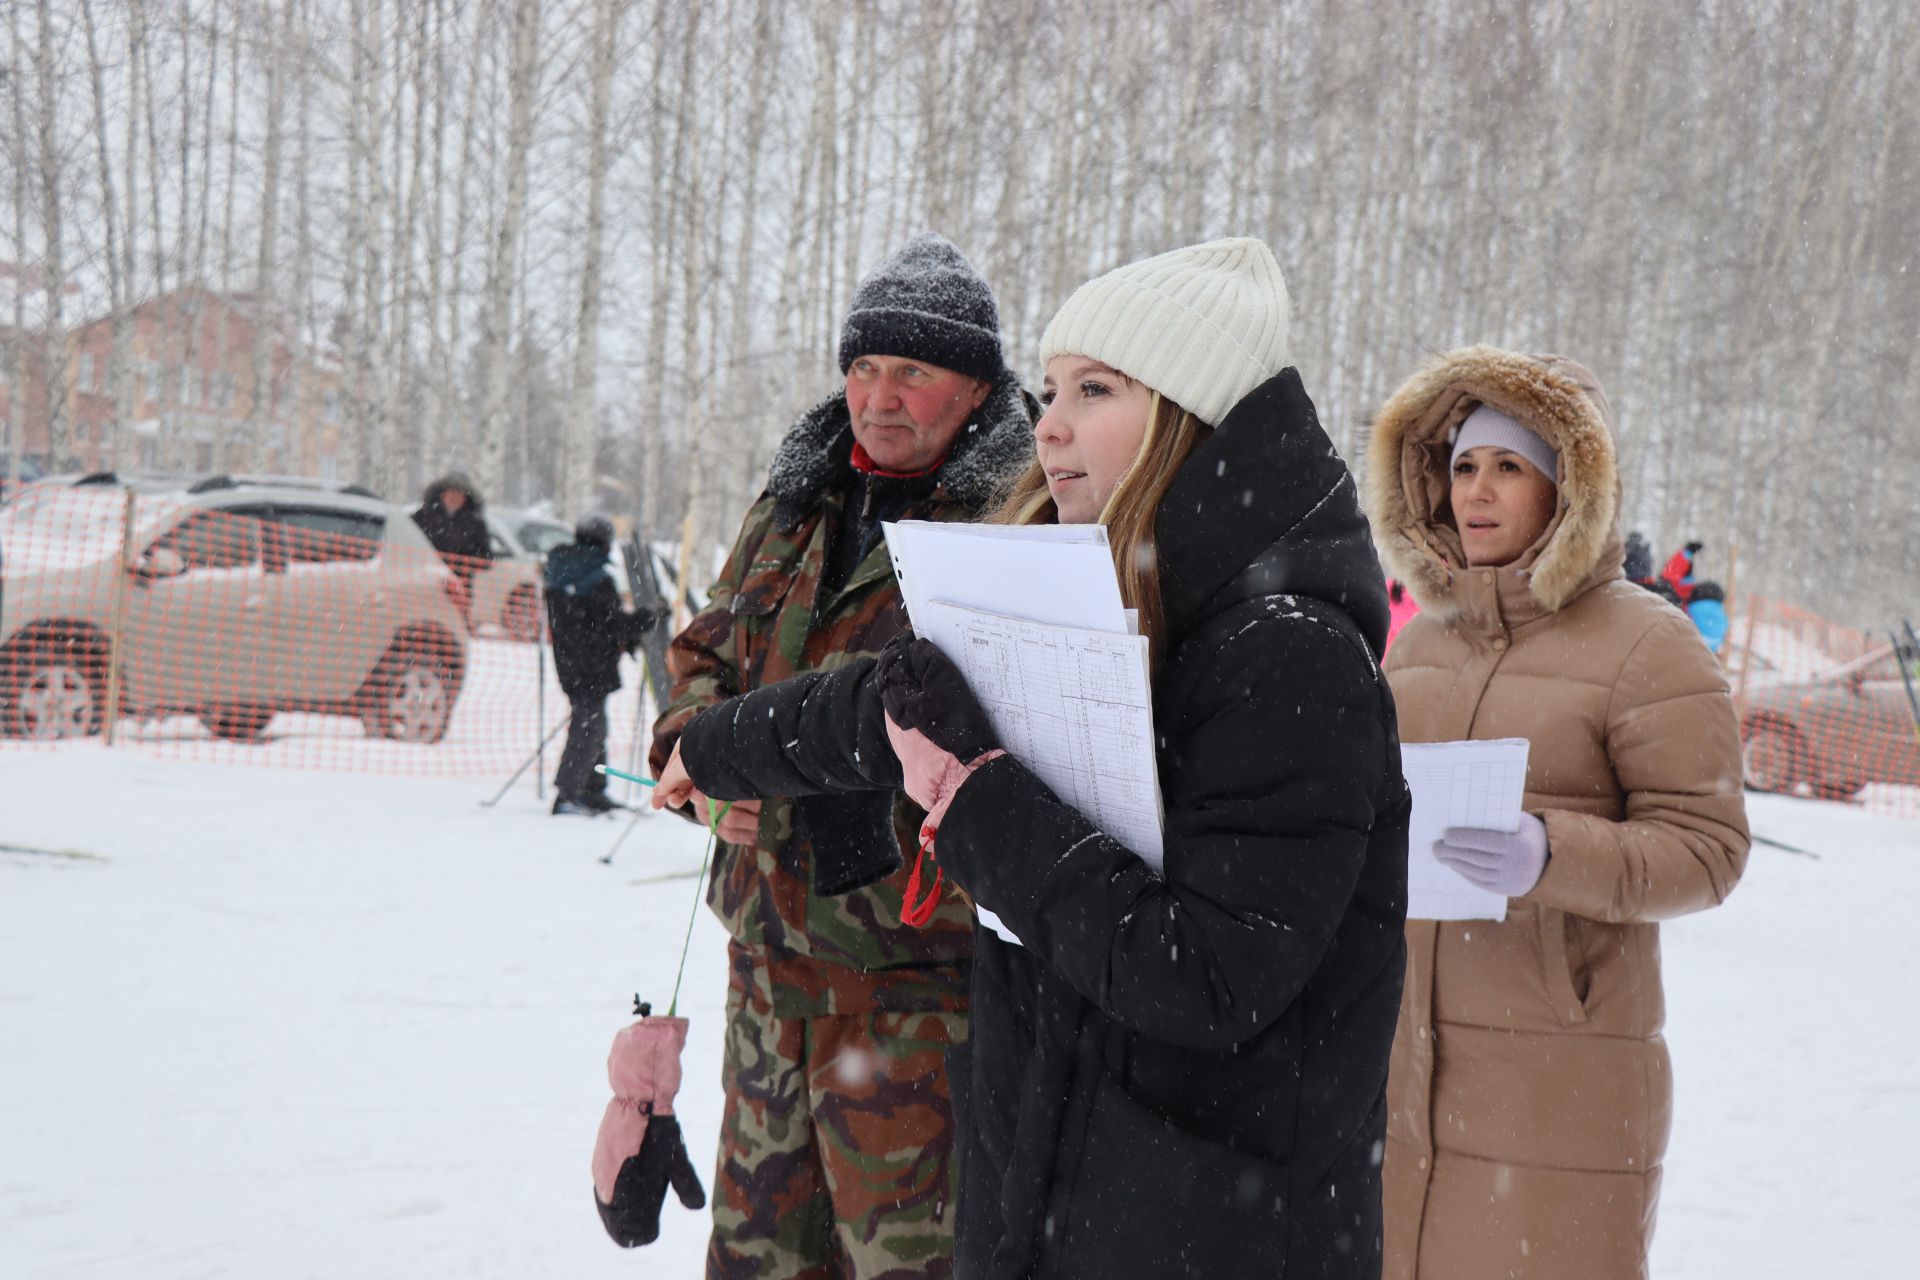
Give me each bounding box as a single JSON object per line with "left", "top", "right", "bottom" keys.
{"left": 1449, "top": 404, "right": 1559, "bottom": 481}
{"left": 1038, "top": 237, "right": 1291, "bottom": 428}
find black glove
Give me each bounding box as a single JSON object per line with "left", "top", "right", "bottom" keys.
{"left": 596, "top": 1113, "right": 706, "bottom": 1248}
{"left": 875, "top": 636, "right": 999, "bottom": 764}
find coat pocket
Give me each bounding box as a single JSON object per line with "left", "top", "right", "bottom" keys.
{"left": 731, "top": 558, "right": 799, "bottom": 618}
{"left": 1053, "top": 1072, "right": 1291, "bottom": 1278}
{"left": 1536, "top": 906, "right": 1591, "bottom": 1025}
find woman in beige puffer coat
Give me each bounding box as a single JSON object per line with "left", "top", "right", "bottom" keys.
{"left": 1365, "top": 346, "right": 1750, "bottom": 1280}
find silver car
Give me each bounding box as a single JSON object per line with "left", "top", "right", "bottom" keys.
{"left": 0, "top": 474, "right": 469, "bottom": 742}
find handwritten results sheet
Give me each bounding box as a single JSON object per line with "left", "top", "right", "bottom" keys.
{"left": 1399, "top": 738, "right": 1532, "bottom": 921}
{"left": 917, "top": 602, "right": 1164, "bottom": 871}
{"left": 882, "top": 521, "right": 1166, "bottom": 945}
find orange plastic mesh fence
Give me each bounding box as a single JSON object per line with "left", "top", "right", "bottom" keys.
{"left": 0, "top": 484, "right": 659, "bottom": 782}
{"left": 10, "top": 489, "right": 1920, "bottom": 822}
{"left": 1731, "top": 596, "right": 1920, "bottom": 820}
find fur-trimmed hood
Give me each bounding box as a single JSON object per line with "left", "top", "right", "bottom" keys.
{"left": 764, "top": 372, "right": 1037, "bottom": 531}
{"left": 1365, "top": 345, "right": 1621, "bottom": 618}
{"left": 420, "top": 471, "right": 484, "bottom": 513}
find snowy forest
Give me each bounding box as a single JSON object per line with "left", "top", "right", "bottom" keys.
{"left": 1, "top": 0, "right": 1914, "bottom": 623}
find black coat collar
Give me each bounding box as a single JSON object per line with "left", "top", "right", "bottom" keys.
{"left": 1156, "top": 369, "right": 1390, "bottom": 658}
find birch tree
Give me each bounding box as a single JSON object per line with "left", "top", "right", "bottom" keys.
{"left": 561, "top": 0, "right": 622, "bottom": 519}
{"left": 473, "top": 0, "right": 541, "bottom": 499}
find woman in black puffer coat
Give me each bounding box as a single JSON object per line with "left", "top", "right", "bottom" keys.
{"left": 657, "top": 239, "right": 1409, "bottom": 1280}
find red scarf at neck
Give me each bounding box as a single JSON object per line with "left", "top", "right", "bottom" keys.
{"left": 851, "top": 441, "right": 946, "bottom": 480}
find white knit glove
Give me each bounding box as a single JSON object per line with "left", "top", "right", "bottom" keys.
{"left": 1433, "top": 813, "right": 1549, "bottom": 898}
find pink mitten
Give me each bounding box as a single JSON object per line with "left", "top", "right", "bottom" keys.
{"left": 591, "top": 1012, "right": 706, "bottom": 1246}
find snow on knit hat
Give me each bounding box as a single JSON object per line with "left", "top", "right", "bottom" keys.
{"left": 838, "top": 233, "right": 1005, "bottom": 385}
{"left": 1449, "top": 403, "right": 1559, "bottom": 481}
{"left": 1038, "top": 237, "right": 1291, "bottom": 428}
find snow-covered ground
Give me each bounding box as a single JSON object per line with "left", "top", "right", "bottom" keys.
{"left": 3, "top": 749, "right": 1916, "bottom": 1277}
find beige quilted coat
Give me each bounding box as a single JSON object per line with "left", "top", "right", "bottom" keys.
{"left": 1366, "top": 347, "right": 1750, "bottom": 1280}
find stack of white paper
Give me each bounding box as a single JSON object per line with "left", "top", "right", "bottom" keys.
{"left": 882, "top": 521, "right": 1166, "bottom": 945}
{"left": 1400, "top": 738, "right": 1531, "bottom": 921}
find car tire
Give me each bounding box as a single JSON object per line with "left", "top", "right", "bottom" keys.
{"left": 3, "top": 638, "right": 106, "bottom": 740}
{"left": 366, "top": 644, "right": 457, "bottom": 744}
{"left": 502, "top": 585, "right": 542, "bottom": 643}
{"left": 1742, "top": 721, "right": 1806, "bottom": 794}
{"left": 200, "top": 706, "right": 274, "bottom": 741}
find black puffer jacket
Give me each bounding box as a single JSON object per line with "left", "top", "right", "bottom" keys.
{"left": 545, "top": 540, "right": 654, "bottom": 700}
{"left": 412, "top": 472, "right": 493, "bottom": 566}
{"left": 680, "top": 369, "right": 1409, "bottom": 1280}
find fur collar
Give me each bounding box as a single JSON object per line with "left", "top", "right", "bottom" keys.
{"left": 765, "top": 373, "right": 1037, "bottom": 531}
{"left": 1364, "top": 345, "right": 1620, "bottom": 618}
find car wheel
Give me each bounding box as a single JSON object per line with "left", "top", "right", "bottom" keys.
{"left": 502, "top": 585, "right": 542, "bottom": 643}
{"left": 1742, "top": 722, "right": 1805, "bottom": 794}
{"left": 5, "top": 642, "right": 105, "bottom": 740}
{"left": 200, "top": 706, "right": 274, "bottom": 741}
{"left": 369, "top": 648, "right": 455, "bottom": 744}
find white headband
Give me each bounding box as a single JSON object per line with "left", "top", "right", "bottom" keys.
{"left": 1450, "top": 404, "right": 1558, "bottom": 481}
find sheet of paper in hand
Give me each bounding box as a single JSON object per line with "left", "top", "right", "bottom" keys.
{"left": 1400, "top": 738, "right": 1531, "bottom": 922}
{"left": 883, "top": 521, "right": 1164, "bottom": 946}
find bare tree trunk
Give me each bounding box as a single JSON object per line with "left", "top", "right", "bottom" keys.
{"left": 343, "top": 0, "right": 371, "bottom": 482}
{"left": 678, "top": 4, "right": 711, "bottom": 592}
{"left": 6, "top": 0, "right": 29, "bottom": 492}
{"left": 212, "top": 1, "right": 242, "bottom": 467}
{"left": 439, "top": 0, "right": 489, "bottom": 473}
{"left": 388, "top": 0, "right": 428, "bottom": 497}
{"left": 79, "top": 0, "right": 129, "bottom": 465}
{"left": 421, "top": 0, "right": 451, "bottom": 480}
{"left": 359, "top": 0, "right": 394, "bottom": 495}
{"left": 722, "top": 0, "right": 777, "bottom": 510}
{"left": 248, "top": 0, "right": 287, "bottom": 466}
{"left": 139, "top": 0, "right": 171, "bottom": 465}
{"left": 474, "top": 0, "right": 541, "bottom": 500}
{"left": 36, "top": 0, "right": 70, "bottom": 466}
{"left": 291, "top": 0, "right": 317, "bottom": 472}
{"left": 562, "top": 0, "right": 623, "bottom": 519}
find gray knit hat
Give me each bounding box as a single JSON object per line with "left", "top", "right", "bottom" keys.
{"left": 838, "top": 233, "right": 1005, "bottom": 385}
{"left": 1039, "top": 237, "right": 1291, "bottom": 427}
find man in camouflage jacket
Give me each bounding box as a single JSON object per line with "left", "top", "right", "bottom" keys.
{"left": 649, "top": 234, "right": 1035, "bottom": 1279}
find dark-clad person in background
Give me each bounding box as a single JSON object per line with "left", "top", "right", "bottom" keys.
{"left": 544, "top": 515, "right": 657, "bottom": 816}
{"left": 412, "top": 471, "right": 494, "bottom": 618}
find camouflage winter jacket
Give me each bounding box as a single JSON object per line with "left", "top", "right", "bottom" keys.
{"left": 650, "top": 375, "right": 1036, "bottom": 1017}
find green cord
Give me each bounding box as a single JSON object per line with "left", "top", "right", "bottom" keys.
{"left": 667, "top": 800, "right": 730, "bottom": 1018}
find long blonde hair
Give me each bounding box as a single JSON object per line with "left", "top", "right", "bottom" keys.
{"left": 989, "top": 386, "right": 1212, "bottom": 662}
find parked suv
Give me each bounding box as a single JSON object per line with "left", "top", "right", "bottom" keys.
{"left": 0, "top": 473, "right": 469, "bottom": 742}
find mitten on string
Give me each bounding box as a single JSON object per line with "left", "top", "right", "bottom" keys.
{"left": 591, "top": 1013, "right": 707, "bottom": 1246}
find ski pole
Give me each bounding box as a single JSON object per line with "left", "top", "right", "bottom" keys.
{"left": 1751, "top": 832, "right": 1819, "bottom": 859}
{"left": 594, "top": 766, "right": 659, "bottom": 867}
{"left": 599, "top": 807, "right": 650, "bottom": 866}
{"left": 1891, "top": 628, "right": 1920, "bottom": 752}
{"left": 480, "top": 715, "right": 571, "bottom": 807}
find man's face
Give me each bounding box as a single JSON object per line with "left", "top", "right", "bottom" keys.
{"left": 441, "top": 488, "right": 467, "bottom": 513}
{"left": 845, "top": 355, "right": 991, "bottom": 473}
